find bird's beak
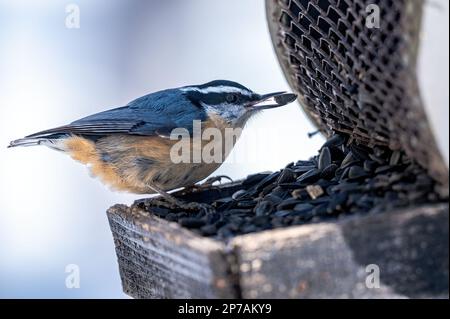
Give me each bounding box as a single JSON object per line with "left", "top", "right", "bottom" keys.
{"left": 246, "top": 92, "right": 297, "bottom": 110}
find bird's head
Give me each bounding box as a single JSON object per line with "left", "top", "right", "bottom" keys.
{"left": 180, "top": 80, "right": 297, "bottom": 128}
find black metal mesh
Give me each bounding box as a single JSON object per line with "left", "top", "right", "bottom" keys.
{"left": 266, "top": 0, "right": 448, "bottom": 191}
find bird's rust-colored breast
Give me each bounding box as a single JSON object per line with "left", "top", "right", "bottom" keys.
{"left": 63, "top": 117, "right": 239, "bottom": 194}
{"left": 64, "top": 135, "right": 139, "bottom": 192}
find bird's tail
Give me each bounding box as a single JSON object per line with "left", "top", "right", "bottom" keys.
{"left": 8, "top": 135, "right": 67, "bottom": 151}
{"left": 8, "top": 137, "right": 48, "bottom": 148}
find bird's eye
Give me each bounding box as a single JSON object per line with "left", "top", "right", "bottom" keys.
{"left": 226, "top": 93, "right": 239, "bottom": 103}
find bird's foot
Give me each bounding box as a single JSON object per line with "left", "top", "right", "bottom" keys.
{"left": 184, "top": 175, "right": 233, "bottom": 193}
{"left": 204, "top": 175, "right": 233, "bottom": 186}
{"left": 140, "top": 184, "right": 215, "bottom": 214}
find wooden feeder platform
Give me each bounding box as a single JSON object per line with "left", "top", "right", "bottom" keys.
{"left": 107, "top": 191, "right": 448, "bottom": 298}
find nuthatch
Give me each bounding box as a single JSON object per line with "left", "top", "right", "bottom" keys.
{"left": 9, "top": 80, "right": 297, "bottom": 210}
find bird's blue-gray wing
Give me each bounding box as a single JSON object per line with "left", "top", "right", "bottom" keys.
{"left": 26, "top": 90, "right": 207, "bottom": 139}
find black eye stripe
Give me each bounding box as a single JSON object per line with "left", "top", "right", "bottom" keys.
{"left": 184, "top": 91, "right": 203, "bottom": 108}
{"left": 185, "top": 92, "right": 251, "bottom": 105}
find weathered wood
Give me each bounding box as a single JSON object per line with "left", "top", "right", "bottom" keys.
{"left": 107, "top": 203, "right": 449, "bottom": 299}
{"left": 107, "top": 204, "right": 238, "bottom": 298}
{"left": 231, "top": 204, "right": 449, "bottom": 298}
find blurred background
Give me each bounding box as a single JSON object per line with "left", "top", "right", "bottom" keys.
{"left": 0, "top": 0, "right": 447, "bottom": 298}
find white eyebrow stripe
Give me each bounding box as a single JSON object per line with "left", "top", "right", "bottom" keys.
{"left": 180, "top": 85, "right": 253, "bottom": 96}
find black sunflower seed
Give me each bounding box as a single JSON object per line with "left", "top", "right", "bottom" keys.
{"left": 329, "top": 147, "right": 345, "bottom": 162}
{"left": 165, "top": 213, "right": 179, "bottom": 222}
{"left": 312, "top": 203, "right": 328, "bottom": 216}
{"left": 375, "top": 165, "right": 392, "bottom": 174}
{"left": 348, "top": 166, "right": 369, "bottom": 180}
{"left": 217, "top": 227, "right": 234, "bottom": 238}
{"left": 327, "top": 192, "right": 348, "bottom": 213}
{"left": 322, "top": 134, "right": 346, "bottom": 148}
{"left": 237, "top": 199, "right": 257, "bottom": 208}
{"left": 317, "top": 178, "right": 336, "bottom": 187}
{"left": 252, "top": 215, "right": 271, "bottom": 226}
{"left": 278, "top": 182, "right": 305, "bottom": 190}
{"left": 274, "top": 210, "right": 292, "bottom": 217}
{"left": 277, "top": 198, "right": 302, "bottom": 210}
{"left": 389, "top": 150, "right": 401, "bottom": 166}
{"left": 339, "top": 167, "right": 351, "bottom": 181}
{"left": 243, "top": 172, "right": 272, "bottom": 186}
{"left": 369, "top": 153, "right": 386, "bottom": 165}
{"left": 260, "top": 183, "right": 277, "bottom": 196}
{"left": 329, "top": 182, "right": 360, "bottom": 193}
{"left": 213, "top": 197, "right": 234, "bottom": 206}
{"left": 150, "top": 206, "right": 170, "bottom": 217}
{"left": 270, "top": 186, "right": 290, "bottom": 199}
{"left": 363, "top": 160, "right": 378, "bottom": 172}
{"left": 321, "top": 164, "right": 338, "bottom": 179}
{"left": 297, "top": 169, "right": 321, "bottom": 183}
{"left": 277, "top": 168, "right": 296, "bottom": 184}
{"left": 225, "top": 209, "right": 253, "bottom": 215}
{"left": 263, "top": 194, "right": 283, "bottom": 204}
{"left": 292, "top": 165, "right": 318, "bottom": 174}
{"left": 318, "top": 147, "right": 332, "bottom": 171}
{"left": 295, "top": 160, "right": 315, "bottom": 166}
{"left": 206, "top": 213, "right": 221, "bottom": 224}
{"left": 347, "top": 193, "right": 363, "bottom": 206}
{"left": 349, "top": 144, "right": 370, "bottom": 160}
{"left": 232, "top": 190, "right": 248, "bottom": 200}
{"left": 340, "top": 152, "right": 358, "bottom": 168}
{"left": 373, "top": 146, "right": 386, "bottom": 157}
{"left": 293, "top": 203, "right": 314, "bottom": 212}
{"left": 254, "top": 171, "right": 280, "bottom": 191}
{"left": 255, "top": 201, "right": 274, "bottom": 216}
{"left": 291, "top": 189, "right": 309, "bottom": 200}
{"left": 310, "top": 196, "right": 331, "bottom": 205}
{"left": 200, "top": 224, "right": 217, "bottom": 236}
{"left": 179, "top": 218, "right": 205, "bottom": 228}
{"left": 290, "top": 209, "right": 314, "bottom": 218}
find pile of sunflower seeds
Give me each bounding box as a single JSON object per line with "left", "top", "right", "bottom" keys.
{"left": 135, "top": 134, "right": 446, "bottom": 240}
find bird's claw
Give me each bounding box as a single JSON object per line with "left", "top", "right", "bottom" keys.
{"left": 204, "top": 175, "right": 233, "bottom": 186}
{"left": 184, "top": 175, "right": 233, "bottom": 193}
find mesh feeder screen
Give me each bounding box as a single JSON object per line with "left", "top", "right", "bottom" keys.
{"left": 266, "top": 0, "right": 448, "bottom": 193}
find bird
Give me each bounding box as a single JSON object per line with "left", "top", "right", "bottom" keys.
{"left": 9, "top": 80, "right": 297, "bottom": 211}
